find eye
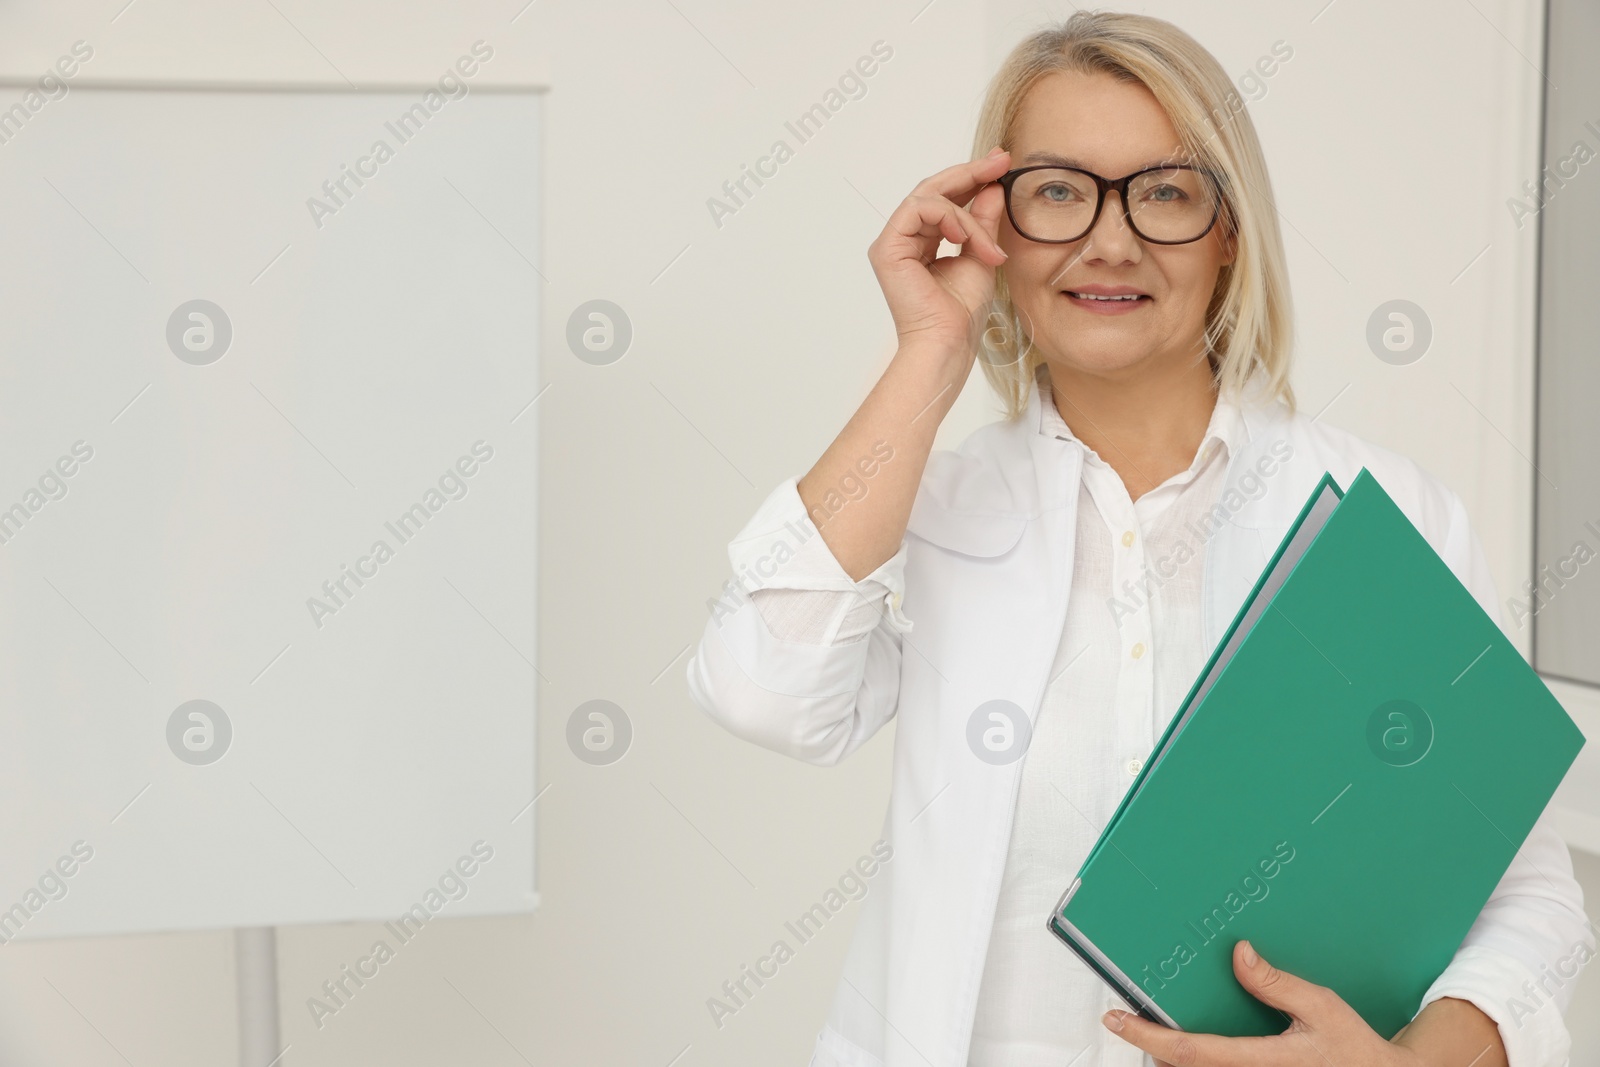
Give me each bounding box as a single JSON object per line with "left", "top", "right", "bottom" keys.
{"left": 1039, "top": 182, "right": 1077, "bottom": 203}
{"left": 1144, "top": 184, "right": 1188, "bottom": 203}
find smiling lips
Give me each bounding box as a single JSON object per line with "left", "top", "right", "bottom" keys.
{"left": 1062, "top": 284, "right": 1151, "bottom": 314}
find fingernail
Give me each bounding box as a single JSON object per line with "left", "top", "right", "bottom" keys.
{"left": 1102, "top": 1010, "right": 1125, "bottom": 1032}
{"left": 1240, "top": 940, "right": 1258, "bottom": 966}
{"left": 987, "top": 145, "right": 1005, "bottom": 157}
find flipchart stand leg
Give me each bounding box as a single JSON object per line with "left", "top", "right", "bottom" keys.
{"left": 235, "top": 926, "right": 283, "bottom": 1067}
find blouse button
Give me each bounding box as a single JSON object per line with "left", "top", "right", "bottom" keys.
{"left": 1131, "top": 642, "right": 1146, "bottom": 660}
{"left": 1126, "top": 758, "right": 1143, "bottom": 776}
{"left": 1121, "top": 530, "right": 1135, "bottom": 548}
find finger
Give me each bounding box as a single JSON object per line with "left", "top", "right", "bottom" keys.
{"left": 1231, "top": 941, "right": 1347, "bottom": 1025}
{"left": 911, "top": 148, "right": 1012, "bottom": 210}
{"left": 956, "top": 183, "right": 1007, "bottom": 262}
{"left": 1102, "top": 1009, "right": 1283, "bottom": 1067}
{"left": 933, "top": 201, "right": 968, "bottom": 248}
{"left": 940, "top": 195, "right": 1007, "bottom": 264}
{"left": 968, "top": 179, "right": 1005, "bottom": 229}
{"left": 880, "top": 194, "right": 1005, "bottom": 267}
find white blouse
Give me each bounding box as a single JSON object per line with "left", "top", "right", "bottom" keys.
{"left": 750, "top": 371, "right": 1245, "bottom": 1066}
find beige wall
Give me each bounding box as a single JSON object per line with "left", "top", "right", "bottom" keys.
{"left": 0, "top": 1, "right": 1592, "bottom": 1064}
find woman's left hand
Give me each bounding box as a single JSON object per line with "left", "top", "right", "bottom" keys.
{"left": 1101, "top": 939, "right": 1501, "bottom": 1067}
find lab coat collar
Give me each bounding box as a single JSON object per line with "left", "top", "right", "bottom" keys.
{"left": 907, "top": 367, "right": 1291, "bottom": 551}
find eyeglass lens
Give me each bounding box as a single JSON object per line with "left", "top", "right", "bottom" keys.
{"left": 1008, "top": 168, "right": 1218, "bottom": 243}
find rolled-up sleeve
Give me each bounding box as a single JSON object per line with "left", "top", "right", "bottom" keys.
{"left": 726, "top": 475, "right": 913, "bottom": 641}
{"left": 686, "top": 474, "right": 912, "bottom": 765}
{"left": 1414, "top": 488, "right": 1596, "bottom": 1066}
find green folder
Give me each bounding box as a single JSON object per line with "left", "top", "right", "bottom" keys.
{"left": 1046, "top": 467, "right": 1586, "bottom": 1038}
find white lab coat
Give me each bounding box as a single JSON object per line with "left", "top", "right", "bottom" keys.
{"left": 686, "top": 377, "right": 1592, "bottom": 1067}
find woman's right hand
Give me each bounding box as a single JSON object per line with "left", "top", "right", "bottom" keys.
{"left": 794, "top": 151, "right": 1011, "bottom": 582}
{"left": 866, "top": 147, "right": 1012, "bottom": 364}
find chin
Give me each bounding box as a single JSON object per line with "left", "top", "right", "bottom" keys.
{"left": 1055, "top": 355, "right": 1151, "bottom": 380}
{"left": 1036, "top": 336, "right": 1153, "bottom": 378}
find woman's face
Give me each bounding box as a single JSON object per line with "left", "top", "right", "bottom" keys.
{"left": 997, "top": 69, "right": 1235, "bottom": 383}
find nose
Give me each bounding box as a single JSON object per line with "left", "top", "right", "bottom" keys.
{"left": 1080, "top": 189, "right": 1142, "bottom": 263}
{"left": 1043, "top": 188, "right": 1143, "bottom": 290}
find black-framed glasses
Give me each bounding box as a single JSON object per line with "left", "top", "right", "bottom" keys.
{"left": 996, "top": 163, "right": 1225, "bottom": 245}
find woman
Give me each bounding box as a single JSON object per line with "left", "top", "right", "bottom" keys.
{"left": 686, "top": 12, "right": 1590, "bottom": 1067}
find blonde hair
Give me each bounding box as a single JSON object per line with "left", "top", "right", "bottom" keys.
{"left": 971, "top": 10, "right": 1295, "bottom": 418}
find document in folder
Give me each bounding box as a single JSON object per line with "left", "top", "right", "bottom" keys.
{"left": 1047, "top": 468, "right": 1585, "bottom": 1038}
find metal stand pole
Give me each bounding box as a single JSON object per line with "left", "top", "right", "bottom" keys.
{"left": 235, "top": 926, "right": 282, "bottom": 1067}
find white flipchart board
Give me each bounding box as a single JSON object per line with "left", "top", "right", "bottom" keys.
{"left": 0, "top": 85, "right": 540, "bottom": 936}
